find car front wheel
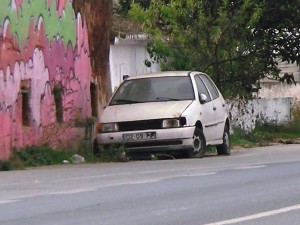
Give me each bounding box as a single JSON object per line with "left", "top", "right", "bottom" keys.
{"left": 186, "top": 127, "right": 206, "bottom": 158}
{"left": 217, "top": 125, "right": 230, "bottom": 155}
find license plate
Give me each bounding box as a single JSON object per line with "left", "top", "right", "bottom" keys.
{"left": 122, "top": 132, "right": 156, "bottom": 142}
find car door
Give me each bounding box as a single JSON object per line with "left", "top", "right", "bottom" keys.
{"left": 199, "top": 74, "right": 226, "bottom": 140}
{"left": 194, "top": 75, "right": 218, "bottom": 142}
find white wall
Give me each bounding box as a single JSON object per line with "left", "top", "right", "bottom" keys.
{"left": 258, "top": 62, "right": 300, "bottom": 100}
{"left": 228, "top": 97, "right": 295, "bottom": 131}
{"left": 109, "top": 36, "right": 160, "bottom": 91}
{"left": 259, "top": 82, "right": 300, "bottom": 101}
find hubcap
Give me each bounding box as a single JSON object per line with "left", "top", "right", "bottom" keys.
{"left": 193, "top": 136, "right": 201, "bottom": 153}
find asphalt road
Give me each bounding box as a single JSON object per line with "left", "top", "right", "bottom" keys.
{"left": 0, "top": 144, "right": 300, "bottom": 225}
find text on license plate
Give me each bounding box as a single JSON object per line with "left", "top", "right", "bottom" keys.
{"left": 122, "top": 132, "right": 156, "bottom": 141}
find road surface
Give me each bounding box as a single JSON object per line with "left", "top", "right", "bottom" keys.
{"left": 0, "top": 144, "right": 300, "bottom": 225}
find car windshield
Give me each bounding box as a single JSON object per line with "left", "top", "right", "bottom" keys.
{"left": 110, "top": 76, "right": 195, "bottom": 105}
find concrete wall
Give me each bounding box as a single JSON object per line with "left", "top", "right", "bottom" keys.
{"left": 231, "top": 62, "right": 299, "bottom": 131}
{"left": 110, "top": 36, "right": 160, "bottom": 91}
{"left": 259, "top": 82, "right": 300, "bottom": 101}
{"left": 0, "top": 0, "right": 92, "bottom": 159}
{"left": 259, "top": 62, "right": 300, "bottom": 100}
{"left": 228, "top": 97, "right": 295, "bottom": 132}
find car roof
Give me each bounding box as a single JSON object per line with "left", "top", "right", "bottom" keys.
{"left": 125, "top": 71, "right": 206, "bottom": 80}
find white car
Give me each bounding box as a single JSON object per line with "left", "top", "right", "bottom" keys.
{"left": 95, "top": 71, "right": 230, "bottom": 158}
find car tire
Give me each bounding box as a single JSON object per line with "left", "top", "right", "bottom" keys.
{"left": 217, "top": 125, "right": 230, "bottom": 155}
{"left": 186, "top": 127, "right": 206, "bottom": 158}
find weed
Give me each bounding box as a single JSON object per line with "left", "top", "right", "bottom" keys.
{"left": 0, "top": 144, "right": 105, "bottom": 171}
{"left": 99, "top": 144, "right": 128, "bottom": 162}
{"left": 231, "top": 109, "right": 300, "bottom": 148}
{"left": 0, "top": 160, "right": 13, "bottom": 171}
{"left": 291, "top": 104, "right": 300, "bottom": 131}
{"left": 11, "top": 146, "right": 72, "bottom": 168}
{"left": 206, "top": 146, "right": 216, "bottom": 154}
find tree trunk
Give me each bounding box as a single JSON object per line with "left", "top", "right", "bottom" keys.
{"left": 73, "top": 0, "right": 112, "bottom": 116}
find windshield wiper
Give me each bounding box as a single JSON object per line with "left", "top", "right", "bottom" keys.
{"left": 156, "top": 97, "right": 181, "bottom": 101}
{"left": 111, "top": 99, "right": 142, "bottom": 105}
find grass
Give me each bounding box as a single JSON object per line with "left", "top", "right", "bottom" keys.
{"left": 231, "top": 122, "right": 300, "bottom": 148}
{"left": 98, "top": 144, "right": 128, "bottom": 162}
{"left": 0, "top": 146, "right": 100, "bottom": 171}
{"left": 0, "top": 146, "right": 74, "bottom": 171}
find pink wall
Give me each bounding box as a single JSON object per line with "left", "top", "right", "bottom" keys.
{"left": 0, "top": 0, "right": 92, "bottom": 159}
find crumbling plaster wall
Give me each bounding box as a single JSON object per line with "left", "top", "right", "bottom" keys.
{"left": 259, "top": 82, "right": 300, "bottom": 102}
{"left": 0, "top": 0, "right": 92, "bottom": 159}
{"left": 228, "top": 97, "right": 295, "bottom": 132}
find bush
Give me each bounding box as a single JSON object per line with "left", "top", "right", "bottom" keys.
{"left": 12, "top": 146, "right": 72, "bottom": 167}
{"left": 231, "top": 112, "right": 300, "bottom": 148}
{"left": 291, "top": 104, "right": 300, "bottom": 131}
{"left": 0, "top": 160, "right": 13, "bottom": 171}
{"left": 0, "top": 146, "right": 74, "bottom": 171}
{"left": 99, "top": 144, "right": 128, "bottom": 162}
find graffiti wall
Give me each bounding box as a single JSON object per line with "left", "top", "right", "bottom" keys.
{"left": 0, "top": 0, "right": 92, "bottom": 159}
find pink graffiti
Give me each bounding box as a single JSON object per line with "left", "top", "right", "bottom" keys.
{"left": 0, "top": 1, "right": 92, "bottom": 160}
{"left": 14, "top": 0, "right": 23, "bottom": 9}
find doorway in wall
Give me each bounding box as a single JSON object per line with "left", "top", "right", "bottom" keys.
{"left": 20, "top": 80, "right": 31, "bottom": 126}
{"left": 90, "top": 83, "right": 98, "bottom": 118}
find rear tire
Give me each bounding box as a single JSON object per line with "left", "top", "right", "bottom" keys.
{"left": 217, "top": 125, "right": 230, "bottom": 156}
{"left": 186, "top": 127, "right": 206, "bottom": 158}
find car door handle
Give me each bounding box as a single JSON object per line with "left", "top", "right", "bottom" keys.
{"left": 213, "top": 107, "right": 217, "bottom": 111}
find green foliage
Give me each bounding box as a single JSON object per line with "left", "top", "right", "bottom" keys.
{"left": 128, "top": 0, "right": 300, "bottom": 97}
{"left": 12, "top": 146, "right": 72, "bottom": 168}
{"left": 0, "top": 160, "right": 13, "bottom": 171}
{"left": 117, "top": 0, "right": 151, "bottom": 15}
{"left": 291, "top": 104, "right": 300, "bottom": 130}
{"left": 231, "top": 113, "right": 300, "bottom": 148}
{"left": 0, "top": 146, "right": 75, "bottom": 171}
{"left": 98, "top": 144, "right": 128, "bottom": 162}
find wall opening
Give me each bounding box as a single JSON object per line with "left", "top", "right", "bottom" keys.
{"left": 53, "top": 83, "right": 63, "bottom": 123}
{"left": 20, "top": 80, "right": 31, "bottom": 126}
{"left": 90, "top": 83, "right": 98, "bottom": 118}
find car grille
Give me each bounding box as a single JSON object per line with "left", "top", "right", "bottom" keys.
{"left": 118, "top": 119, "right": 163, "bottom": 131}
{"left": 124, "top": 140, "right": 183, "bottom": 148}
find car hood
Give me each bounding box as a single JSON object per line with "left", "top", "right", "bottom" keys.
{"left": 100, "top": 101, "right": 193, "bottom": 123}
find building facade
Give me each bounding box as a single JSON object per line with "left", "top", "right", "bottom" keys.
{"left": 0, "top": 0, "right": 92, "bottom": 159}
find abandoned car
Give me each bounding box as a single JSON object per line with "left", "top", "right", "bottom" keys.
{"left": 95, "top": 71, "right": 230, "bottom": 158}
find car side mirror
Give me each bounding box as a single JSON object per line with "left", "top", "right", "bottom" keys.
{"left": 199, "top": 94, "right": 208, "bottom": 104}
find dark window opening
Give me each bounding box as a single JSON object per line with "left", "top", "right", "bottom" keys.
{"left": 21, "top": 80, "right": 31, "bottom": 126}
{"left": 53, "top": 84, "right": 63, "bottom": 123}
{"left": 90, "top": 83, "right": 98, "bottom": 118}
{"left": 21, "top": 89, "right": 31, "bottom": 126}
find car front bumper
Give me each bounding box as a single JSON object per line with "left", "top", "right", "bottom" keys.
{"left": 96, "top": 126, "right": 195, "bottom": 153}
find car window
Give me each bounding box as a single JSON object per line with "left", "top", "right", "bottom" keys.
{"left": 110, "top": 76, "right": 195, "bottom": 105}
{"left": 200, "top": 75, "right": 220, "bottom": 100}
{"left": 195, "top": 76, "right": 212, "bottom": 102}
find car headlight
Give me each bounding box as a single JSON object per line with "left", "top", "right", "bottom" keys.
{"left": 101, "top": 123, "right": 119, "bottom": 133}
{"left": 162, "top": 119, "right": 180, "bottom": 128}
